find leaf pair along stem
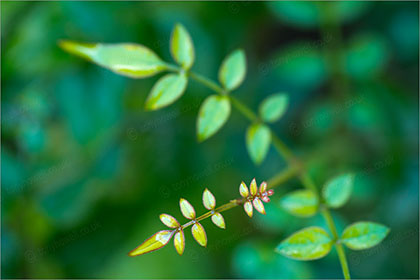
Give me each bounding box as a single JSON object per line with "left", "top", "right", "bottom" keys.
{"left": 172, "top": 66, "right": 351, "bottom": 280}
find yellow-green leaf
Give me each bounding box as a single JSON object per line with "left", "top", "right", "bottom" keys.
{"left": 59, "top": 41, "right": 167, "bottom": 78}
{"left": 246, "top": 123, "right": 272, "bottom": 164}
{"left": 179, "top": 198, "right": 196, "bottom": 219}
{"left": 145, "top": 73, "right": 188, "bottom": 110}
{"left": 250, "top": 178, "right": 257, "bottom": 196}
{"left": 170, "top": 23, "right": 195, "bottom": 70}
{"left": 202, "top": 188, "right": 216, "bottom": 210}
{"left": 128, "top": 230, "right": 174, "bottom": 256}
{"left": 244, "top": 201, "right": 253, "bottom": 218}
{"left": 259, "top": 94, "right": 289, "bottom": 123}
{"left": 174, "top": 230, "right": 185, "bottom": 255}
{"left": 218, "top": 49, "right": 246, "bottom": 91}
{"left": 253, "top": 197, "right": 266, "bottom": 215}
{"left": 239, "top": 181, "right": 249, "bottom": 198}
{"left": 341, "top": 221, "right": 390, "bottom": 250}
{"left": 280, "top": 190, "right": 319, "bottom": 217}
{"left": 275, "top": 227, "right": 333, "bottom": 260}
{"left": 197, "top": 95, "right": 231, "bottom": 142}
{"left": 322, "top": 173, "right": 355, "bottom": 208}
{"left": 159, "top": 213, "right": 180, "bottom": 228}
{"left": 192, "top": 222, "right": 207, "bottom": 247}
{"left": 259, "top": 181, "right": 267, "bottom": 193}
{"left": 211, "top": 212, "right": 226, "bottom": 229}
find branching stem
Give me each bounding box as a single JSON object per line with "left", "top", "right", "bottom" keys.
{"left": 180, "top": 67, "right": 351, "bottom": 279}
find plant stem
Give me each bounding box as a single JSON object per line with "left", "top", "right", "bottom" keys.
{"left": 188, "top": 71, "right": 225, "bottom": 94}
{"left": 186, "top": 69, "right": 351, "bottom": 279}
{"left": 228, "top": 95, "right": 258, "bottom": 122}
{"left": 321, "top": 207, "right": 351, "bottom": 279}
{"left": 180, "top": 164, "right": 301, "bottom": 230}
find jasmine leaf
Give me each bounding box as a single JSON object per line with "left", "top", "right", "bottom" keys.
{"left": 341, "top": 222, "right": 390, "bottom": 250}
{"left": 170, "top": 23, "right": 195, "bottom": 70}
{"left": 191, "top": 222, "right": 207, "bottom": 247}
{"left": 276, "top": 227, "right": 333, "bottom": 260}
{"left": 280, "top": 190, "right": 319, "bottom": 217}
{"left": 145, "top": 73, "right": 187, "bottom": 110}
{"left": 197, "top": 95, "right": 231, "bottom": 141}
{"left": 128, "top": 230, "right": 174, "bottom": 256}
{"left": 59, "top": 41, "right": 167, "bottom": 78}
{"left": 218, "top": 49, "right": 246, "bottom": 91}
{"left": 259, "top": 94, "right": 289, "bottom": 123}
{"left": 322, "top": 173, "right": 355, "bottom": 208}
{"left": 246, "top": 123, "right": 271, "bottom": 164}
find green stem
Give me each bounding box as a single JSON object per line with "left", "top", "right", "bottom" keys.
{"left": 188, "top": 71, "right": 225, "bottom": 94}
{"left": 186, "top": 69, "right": 350, "bottom": 279}
{"left": 228, "top": 95, "right": 258, "bottom": 122}
{"left": 267, "top": 163, "right": 301, "bottom": 188}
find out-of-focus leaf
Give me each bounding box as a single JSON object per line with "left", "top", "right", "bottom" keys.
{"left": 322, "top": 173, "right": 354, "bottom": 208}
{"left": 389, "top": 10, "right": 419, "bottom": 60}
{"left": 191, "top": 222, "right": 207, "bottom": 247}
{"left": 174, "top": 230, "right": 185, "bottom": 255}
{"left": 218, "top": 49, "right": 246, "bottom": 91}
{"left": 341, "top": 222, "right": 390, "bottom": 250}
{"left": 272, "top": 45, "right": 327, "bottom": 91}
{"left": 179, "top": 198, "right": 196, "bottom": 219}
{"left": 196, "top": 95, "right": 231, "bottom": 141}
{"left": 268, "top": 2, "right": 320, "bottom": 28}
{"left": 280, "top": 190, "right": 319, "bottom": 217}
{"left": 344, "top": 34, "right": 388, "bottom": 80}
{"left": 276, "top": 227, "right": 333, "bottom": 260}
{"left": 170, "top": 23, "right": 195, "bottom": 70}
{"left": 202, "top": 188, "right": 216, "bottom": 210}
{"left": 268, "top": 2, "right": 369, "bottom": 28}
{"left": 144, "top": 73, "right": 187, "bottom": 110}
{"left": 59, "top": 41, "right": 168, "bottom": 78}
{"left": 128, "top": 230, "right": 174, "bottom": 256}
{"left": 246, "top": 123, "right": 271, "bottom": 165}
{"left": 259, "top": 94, "right": 289, "bottom": 123}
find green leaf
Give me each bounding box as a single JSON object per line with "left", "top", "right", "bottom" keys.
{"left": 128, "top": 230, "right": 174, "bottom": 256}
{"left": 246, "top": 123, "right": 271, "bottom": 164}
{"left": 170, "top": 23, "right": 195, "bottom": 70}
{"left": 276, "top": 227, "right": 333, "bottom": 260}
{"left": 322, "top": 173, "right": 354, "bottom": 208}
{"left": 280, "top": 190, "right": 319, "bottom": 217}
{"left": 259, "top": 94, "right": 289, "bottom": 123}
{"left": 59, "top": 41, "right": 167, "bottom": 78}
{"left": 218, "top": 49, "right": 246, "bottom": 91}
{"left": 144, "top": 73, "right": 188, "bottom": 110}
{"left": 341, "top": 222, "right": 390, "bottom": 250}
{"left": 344, "top": 34, "right": 388, "bottom": 80}
{"left": 197, "top": 95, "right": 231, "bottom": 141}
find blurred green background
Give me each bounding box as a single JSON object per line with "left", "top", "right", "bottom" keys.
{"left": 1, "top": 1, "right": 419, "bottom": 278}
